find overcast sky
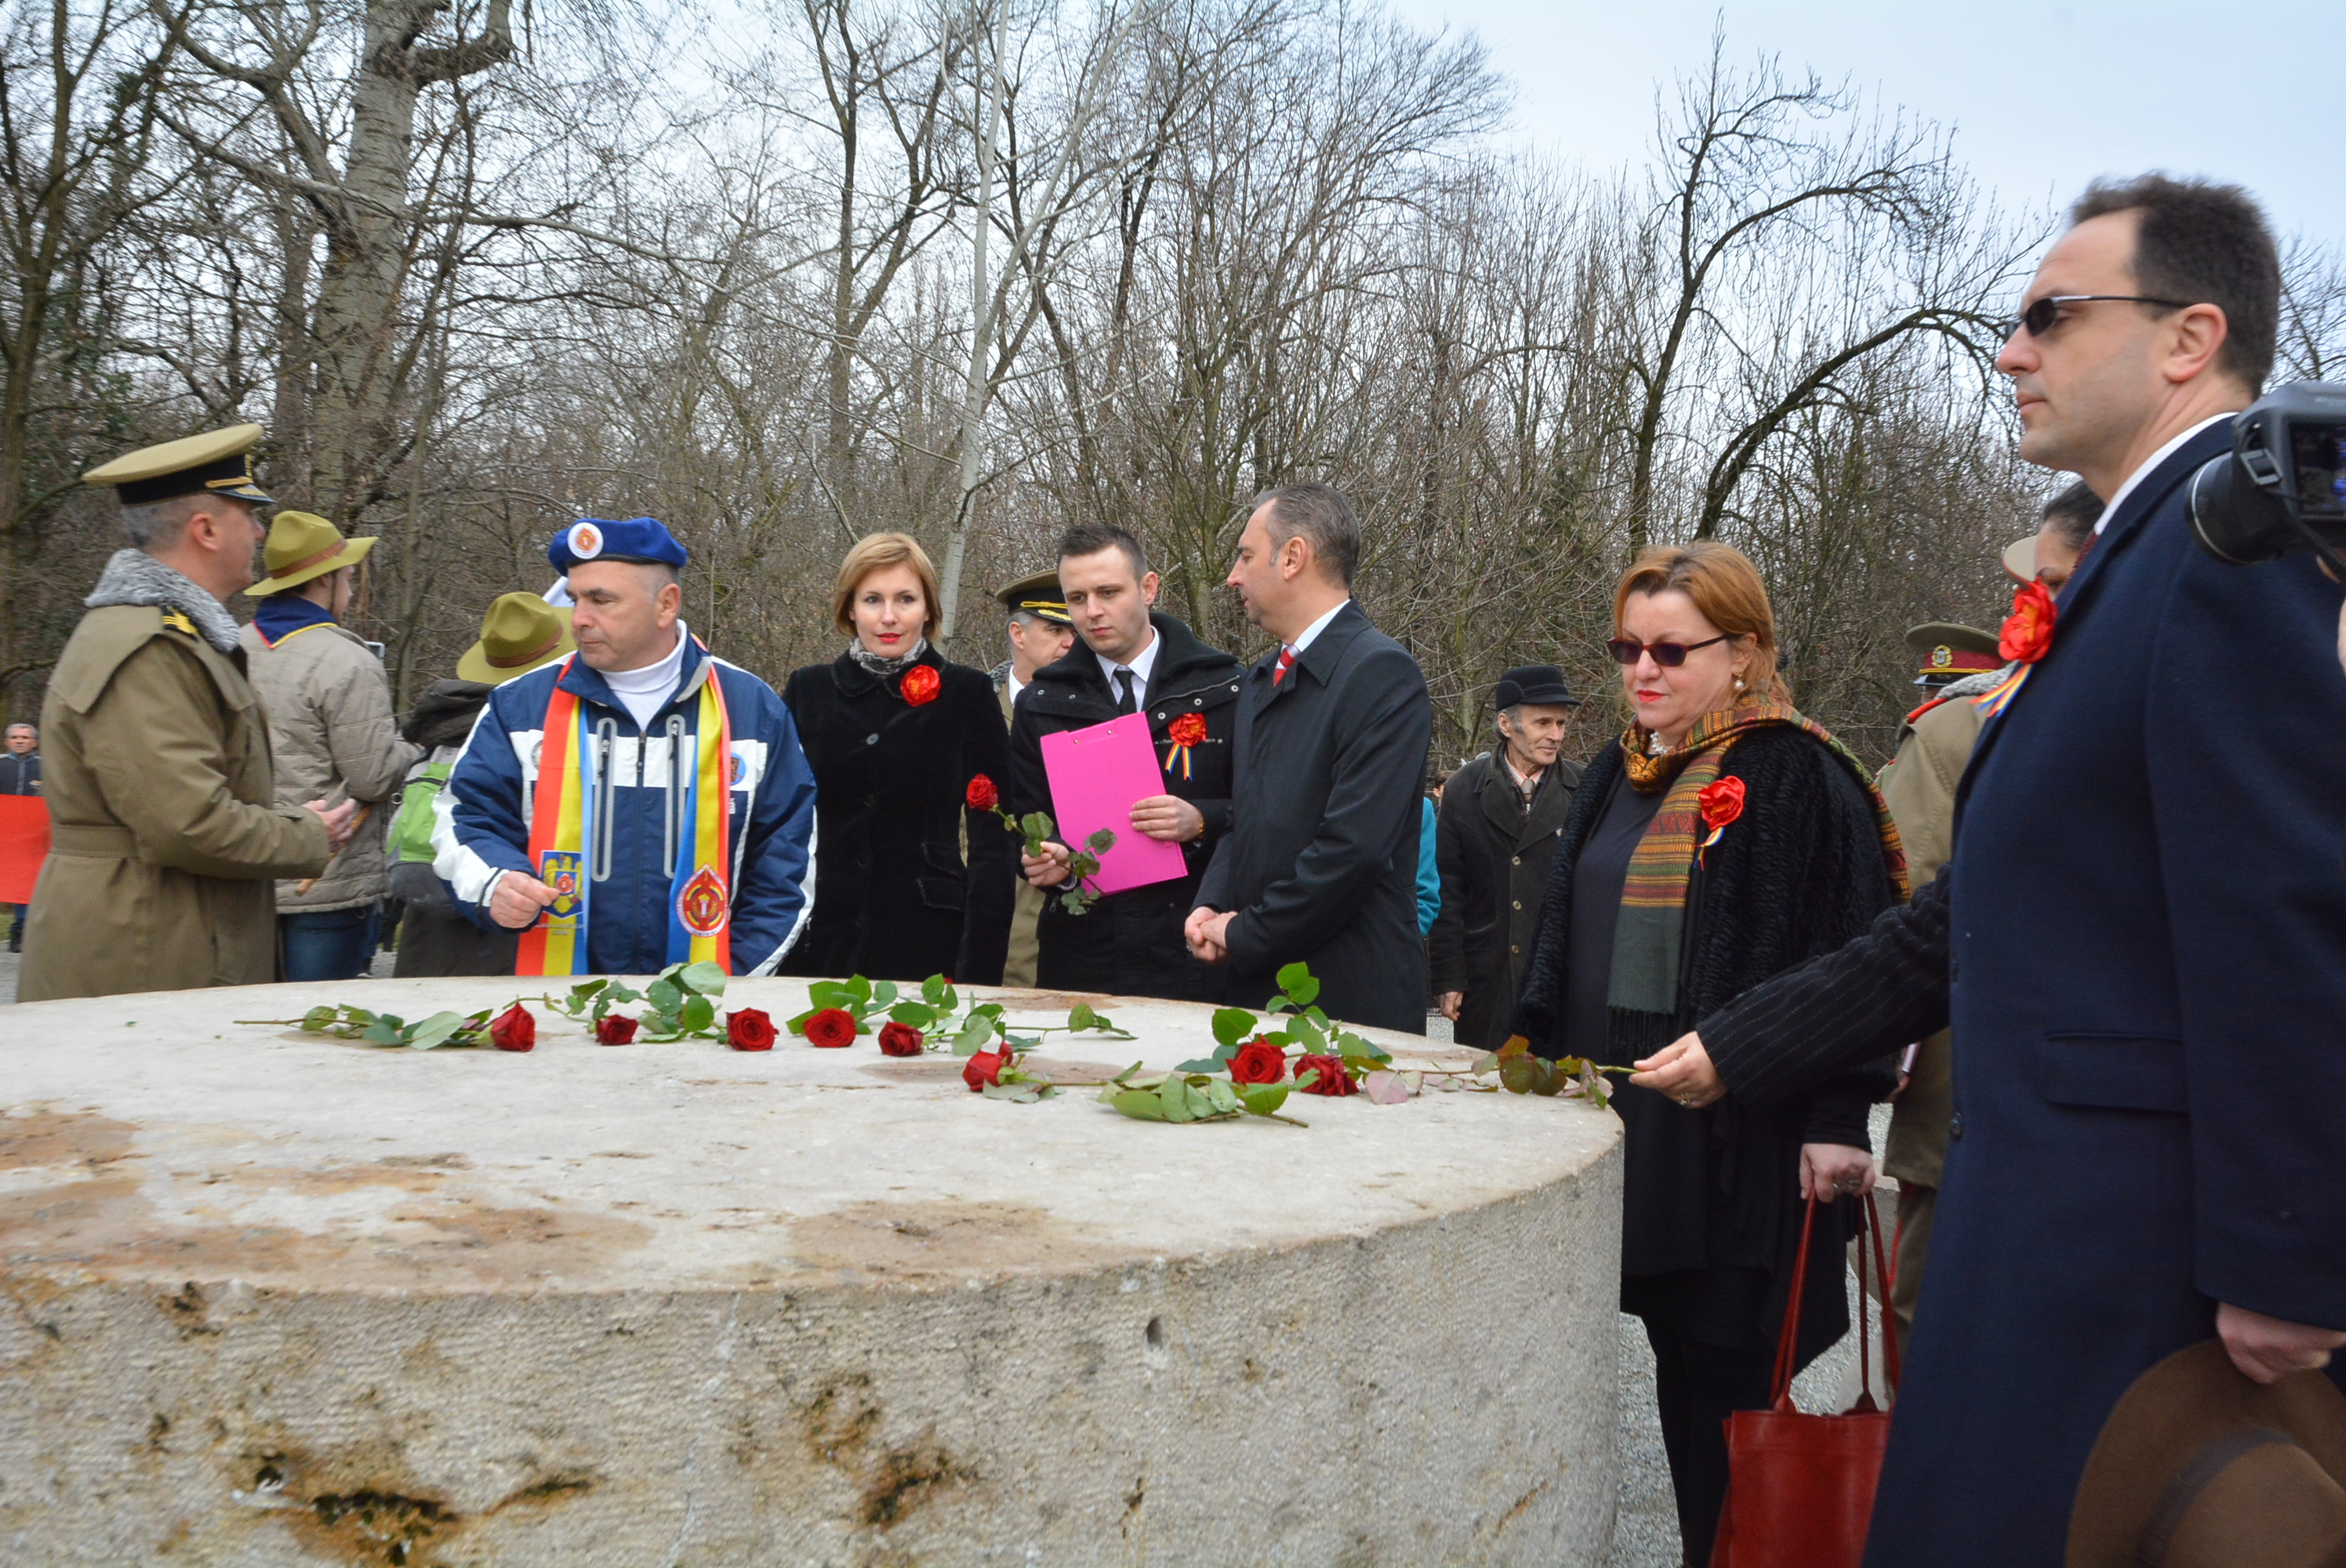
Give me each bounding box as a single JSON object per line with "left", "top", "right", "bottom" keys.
{"left": 1385, "top": 0, "right": 2342, "bottom": 261}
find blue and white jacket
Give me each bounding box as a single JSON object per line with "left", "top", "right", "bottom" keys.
{"left": 433, "top": 636, "right": 818, "bottom": 975}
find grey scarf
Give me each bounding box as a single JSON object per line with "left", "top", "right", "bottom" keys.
{"left": 85, "top": 550, "right": 242, "bottom": 654}
{"left": 848, "top": 637, "right": 928, "bottom": 679}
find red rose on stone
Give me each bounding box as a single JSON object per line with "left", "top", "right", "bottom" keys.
{"left": 800, "top": 1007, "right": 855, "bottom": 1048}
{"left": 489, "top": 1003, "right": 536, "bottom": 1052}
{"left": 900, "top": 664, "right": 941, "bottom": 706}
{"left": 729, "top": 1009, "right": 779, "bottom": 1051}
{"left": 965, "top": 774, "right": 999, "bottom": 812}
{"left": 878, "top": 1022, "right": 925, "bottom": 1058}
{"left": 1999, "top": 580, "right": 2057, "bottom": 664}
{"left": 1698, "top": 776, "right": 1746, "bottom": 833}
{"left": 594, "top": 1014, "right": 639, "bottom": 1046}
{"left": 1294, "top": 1052, "right": 1356, "bottom": 1096}
{"left": 1167, "top": 713, "right": 1208, "bottom": 747}
{"left": 964, "top": 1048, "right": 1008, "bottom": 1091}
{"left": 1229, "top": 1038, "right": 1287, "bottom": 1084}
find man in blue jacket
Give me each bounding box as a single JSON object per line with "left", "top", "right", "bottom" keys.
{"left": 434, "top": 518, "right": 818, "bottom": 975}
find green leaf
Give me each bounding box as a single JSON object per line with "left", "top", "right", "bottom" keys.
{"left": 951, "top": 1014, "right": 994, "bottom": 1056}
{"left": 889, "top": 1001, "right": 941, "bottom": 1027}
{"left": 1275, "top": 960, "right": 1314, "bottom": 998}
{"left": 1499, "top": 1054, "right": 1539, "bottom": 1094}
{"left": 1109, "top": 1089, "right": 1169, "bottom": 1121}
{"left": 1337, "top": 1029, "right": 1390, "bottom": 1063}
{"left": 1471, "top": 1052, "right": 1501, "bottom": 1074}
{"left": 1291, "top": 1067, "right": 1320, "bottom": 1093}
{"left": 1158, "top": 1073, "right": 1193, "bottom": 1123}
{"left": 1211, "top": 1007, "right": 1258, "bottom": 1047}
{"left": 1204, "top": 1079, "right": 1241, "bottom": 1114}
{"left": 1022, "top": 811, "right": 1054, "bottom": 841}
{"left": 1237, "top": 1082, "right": 1292, "bottom": 1117}
{"left": 922, "top": 974, "right": 949, "bottom": 1006}
{"left": 1182, "top": 1082, "right": 1222, "bottom": 1120}
{"left": 405, "top": 1012, "right": 468, "bottom": 1051}
{"left": 646, "top": 979, "right": 683, "bottom": 1014}
{"left": 1067, "top": 1002, "right": 1098, "bottom": 1032}
{"left": 1085, "top": 828, "right": 1117, "bottom": 853}
{"left": 808, "top": 980, "right": 856, "bottom": 1009}
{"left": 679, "top": 960, "right": 728, "bottom": 996}
{"left": 1285, "top": 1014, "right": 1327, "bottom": 1052}
{"left": 872, "top": 980, "right": 899, "bottom": 1007}
{"left": 571, "top": 978, "right": 608, "bottom": 999}
{"left": 301, "top": 1006, "right": 338, "bottom": 1032}
{"left": 1172, "top": 1056, "right": 1226, "bottom": 1074}
{"left": 1496, "top": 1034, "right": 1531, "bottom": 1059}
{"left": 786, "top": 1007, "right": 818, "bottom": 1035}
{"left": 679, "top": 995, "right": 716, "bottom": 1033}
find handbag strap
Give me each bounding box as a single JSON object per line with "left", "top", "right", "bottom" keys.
{"left": 1868, "top": 1190, "right": 1901, "bottom": 1394}
{"left": 1768, "top": 1195, "right": 1822, "bottom": 1410}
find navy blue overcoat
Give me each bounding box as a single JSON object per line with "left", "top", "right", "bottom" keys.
{"left": 1864, "top": 420, "right": 2346, "bottom": 1565}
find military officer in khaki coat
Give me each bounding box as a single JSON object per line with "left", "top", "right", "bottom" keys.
{"left": 18, "top": 426, "right": 354, "bottom": 1002}
{"left": 987, "top": 570, "right": 1073, "bottom": 987}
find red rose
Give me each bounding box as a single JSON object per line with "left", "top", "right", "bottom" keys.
{"left": 594, "top": 1014, "right": 639, "bottom": 1046}
{"left": 800, "top": 1007, "right": 855, "bottom": 1048}
{"left": 878, "top": 1021, "right": 925, "bottom": 1058}
{"left": 900, "top": 664, "right": 941, "bottom": 706}
{"left": 1294, "top": 1053, "right": 1357, "bottom": 1096}
{"left": 729, "top": 1008, "right": 779, "bottom": 1051}
{"left": 1999, "top": 580, "right": 2057, "bottom": 664}
{"left": 964, "top": 1049, "right": 1007, "bottom": 1091}
{"left": 1698, "top": 776, "right": 1746, "bottom": 833}
{"left": 489, "top": 1003, "right": 535, "bottom": 1052}
{"left": 1167, "top": 713, "right": 1208, "bottom": 747}
{"left": 1229, "top": 1038, "right": 1287, "bottom": 1085}
{"left": 965, "top": 774, "right": 999, "bottom": 812}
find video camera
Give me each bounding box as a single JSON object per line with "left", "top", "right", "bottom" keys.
{"left": 2188, "top": 381, "right": 2346, "bottom": 573}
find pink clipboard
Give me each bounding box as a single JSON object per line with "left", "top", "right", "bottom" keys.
{"left": 1038, "top": 713, "right": 1190, "bottom": 895}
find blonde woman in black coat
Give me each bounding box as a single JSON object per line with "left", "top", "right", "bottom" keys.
{"left": 780, "top": 533, "right": 1014, "bottom": 984}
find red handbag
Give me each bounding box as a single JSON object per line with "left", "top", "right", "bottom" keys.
{"left": 1709, "top": 1190, "right": 1901, "bottom": 1568}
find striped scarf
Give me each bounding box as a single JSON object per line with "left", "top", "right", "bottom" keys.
{"left": 1608, "top": 701, "right": 1907, "bottom": 1021}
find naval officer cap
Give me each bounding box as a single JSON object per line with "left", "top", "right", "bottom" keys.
{"left": 547, "top": 517, "right": 689, "bottom": 574}
{"left": 82, "top": 423, "right": 274, "bottom": 507}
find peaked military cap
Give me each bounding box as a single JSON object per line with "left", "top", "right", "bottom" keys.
{"left": 995, "top": 568, "right": 1072, "bottom": 626}
{"left": 245, "top": 510, "right": 376, "bottom": 596}
{"left": 547, "top": 517, "right": 688, "bottom": 573}
{"left": 83, "top": 424, "right": 272, "bottom": 507}
{"left": 1905, "top": 622, "right": 2002, "bottom": 685}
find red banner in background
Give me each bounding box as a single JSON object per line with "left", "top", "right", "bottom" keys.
{"left": 0, "top": 796, "right": 50, "bottom": 903}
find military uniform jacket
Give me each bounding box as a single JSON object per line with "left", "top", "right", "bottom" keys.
{"left": 1006, "top": 613, "right": 1242, "bottom": 1002}
{"left": 20, "top": 552, "right": 327, "bottom": 1001}
{"left": 1426, "top": 749, "right": 1582, "bottom": 1049}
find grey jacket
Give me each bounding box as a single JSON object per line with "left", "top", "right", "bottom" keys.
{"left": 239, "top": 618, "right": 419, "bottom": 913}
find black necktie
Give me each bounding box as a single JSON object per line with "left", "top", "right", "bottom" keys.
{"left": 1114, "top": 667, "right": 1137, "bottom": 715}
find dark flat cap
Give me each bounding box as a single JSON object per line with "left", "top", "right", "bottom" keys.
{"left": 1494, "top": 664, "right": 1579, "bottom": 709}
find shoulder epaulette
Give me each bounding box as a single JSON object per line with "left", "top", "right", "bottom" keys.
{"left": 159, "top": 608, "right": 199, "bottom": 637}
{"left": 1905, "top": 694, "right": 1953, "bottom": 725}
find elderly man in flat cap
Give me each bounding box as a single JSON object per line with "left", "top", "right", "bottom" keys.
{"left": 433, "top": 518, "right": 819, "bottom": 977}
{"left": 241, "top": 510, "right": 420, "bottom": 980}
{"left": 19, "top": 426, "right": 355, "bottom": 1002}
{"left": 1428, "top": 663, "right": 1583, "bottom": 1048}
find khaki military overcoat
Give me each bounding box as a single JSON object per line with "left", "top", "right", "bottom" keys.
{"left": 20, "top": 600, "right": 328, "bottom": 1000}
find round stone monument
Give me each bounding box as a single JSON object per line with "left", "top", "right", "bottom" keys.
{"left": 0, "top": 978, "right": 1623, "bottom": 1566}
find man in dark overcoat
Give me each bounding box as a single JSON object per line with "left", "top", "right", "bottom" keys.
{"left": 1009, "top": 525, "right": 1241, "bottom": 1000}
{"left": 1187, "top": 483, "right": 1433, "bottom": 1033}
{"left": 1628, "top": 176, "right": 2346, "bottom": 1566}
{"left": 1428, "top": 664, "right": 1582, "bottom": 1048}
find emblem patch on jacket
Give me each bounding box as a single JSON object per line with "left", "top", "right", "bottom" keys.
{"left": 677, "top": 864, "right": 728, "bottom": 936}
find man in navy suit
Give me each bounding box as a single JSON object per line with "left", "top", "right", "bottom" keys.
{"left": 1627, "top": 176, "right": 2346, "bottom": 1565}
{"left": 1186, "top": 483, "right": 1433, "bottom": 1032}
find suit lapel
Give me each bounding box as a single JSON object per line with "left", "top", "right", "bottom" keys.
{"left": 1476, "top": 762, "right": 1520, "bottom": 842}
{"left": 1520, "top": 766, "right": 1573, "bottom": 847}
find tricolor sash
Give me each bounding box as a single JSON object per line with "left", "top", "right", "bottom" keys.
{"left": 516, "top": 655, "right": 734, "bottom": 975}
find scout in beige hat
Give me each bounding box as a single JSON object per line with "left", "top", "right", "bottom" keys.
{"left": 2068, "top": 1338, "right": 2346, "bottom": 1568}
{"left": 82, "top": 423, "right": 274, "bottom": 507}
{"left": 245, "top": 510, "right": 376, "bottom": 597}
{"left": 456, "top": 592, "right": 576, "bottom": 685}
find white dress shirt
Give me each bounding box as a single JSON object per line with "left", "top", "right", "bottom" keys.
{"left": 1096, "top": 624, "right": 1161, "bottom": 712}
{"left": 2094, "top": 415, "right": 2235, "bottom": 534}
{"left": 1284, "top": 598, "right": 1352, "bottom": 662}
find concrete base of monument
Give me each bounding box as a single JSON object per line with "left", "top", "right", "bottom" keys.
{"left": 1, "top": 978, "right": 1624, "bottom": 1566}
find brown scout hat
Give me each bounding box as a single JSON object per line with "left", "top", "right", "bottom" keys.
{"left": 245, "top": 510, "right": 377, "bottom": 597}
{"left": 2068, "top": 1339, "right": 2346, "bottom": 1568}
{"left": 456, "top": 593, "right": 576, "bottom": 685}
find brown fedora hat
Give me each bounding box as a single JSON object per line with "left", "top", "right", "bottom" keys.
{"left": 2068, "top": 1339, "right": 2346, "bottom": 1568}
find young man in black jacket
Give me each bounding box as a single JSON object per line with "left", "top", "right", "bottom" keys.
{"left": 1008, "top": 524, "right": 1242, "bottom": 1001}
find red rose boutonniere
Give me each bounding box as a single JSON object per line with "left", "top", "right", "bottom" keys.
{"left": 1163, "top": 712, "right": 1208, "bottom": 779}
{"left": 728, "top": 1008, "right": 778, "bottom": 1051}
{"left": 899, "top": 663, "right": 941, "bottom": 706}
{"left": 801, "top": 1007, "right": 855, "bottom": 1048}
{"left": 1696, "top": 775, "right": 1745, "bottom": 866}
{"left": 1999, "top": 581, "right": 2057, "bottom": 664}
{"left": 1228, "top": 1037, "right": 1287, "bottom": 1085}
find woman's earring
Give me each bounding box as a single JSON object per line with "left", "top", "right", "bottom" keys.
{"left": 1734, "top": 677, "right": 1745, "bottom": 690}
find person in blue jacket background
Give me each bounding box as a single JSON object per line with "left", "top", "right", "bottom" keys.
{"left": 434, "top": 517, "right": 818, "bottom": 976}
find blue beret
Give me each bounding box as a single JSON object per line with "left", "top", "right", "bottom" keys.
{"left": 547, "top": 517, "right": 688, "bottom": 574}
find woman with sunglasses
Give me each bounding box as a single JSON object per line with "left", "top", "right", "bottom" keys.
{"left": 1511, "top": 541, "right": 1908, "bottom": 1566}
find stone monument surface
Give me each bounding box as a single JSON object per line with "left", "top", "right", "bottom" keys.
{"left": 1, "top": 977, "right": 1623, "bottom": 1566}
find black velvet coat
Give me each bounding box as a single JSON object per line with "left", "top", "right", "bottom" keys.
{"left": 1007, "top": 612, "right": 1242, "bottom": 1002}
{"left": 779, "top": 646, "right": 1015, "bottom": 985}
{"left": 1195, "top": 601, "right": 1433, "bottom": 1032}
{"left": 1513, "top": 724, "right": 1900, "bottom": 1361}
{"left": 1427, "top": 750, "right": 1582, "bottom": 1049}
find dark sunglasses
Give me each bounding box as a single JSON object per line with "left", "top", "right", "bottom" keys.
{"left": 1606, "top": 633, "right": 1730, "bottom": 667}
{"left": 2007, "top": 294, "right": 2189, "bottom": 339}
